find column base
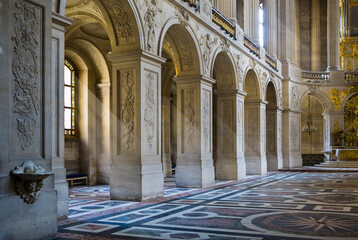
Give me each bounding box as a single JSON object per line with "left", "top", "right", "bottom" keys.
{"left": 176, "top": 163, "right": 214, "bottom": 188}
{"left": 215, "top": 156, "right": 246, "bottom": 180}
{"left": 267, "top": 154, "right": 278, "bottom": 171}
{"left": 246, "top": 156, "right": 267, "bottom": 175}
{"left": 53, "top": 167, "right": 69, "bottom": 218}
{"left": 163, "top": 154, "right": 172, "bottom": 177}
{"left": 283, "top": 151, "right": 302, "bottom": 168}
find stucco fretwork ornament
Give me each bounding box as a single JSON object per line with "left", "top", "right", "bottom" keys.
{"left": 12, "top": 0, "right": 41, "bottom": 150}
{"left": 184, "top": 90, "right": 195, "bottom": 145}
{"left": 290, "top": 85, "right": 299, "bottom": 110}
{"left": 11, "top": 161, "right": 52, "bottom": 204}
{"left": 107, "top": 0, "right": 133, "bottom": 42}
{"left": 175, "top": 6, "right": 189, "bottom": 27}
{"left": 200, "top": 34, "right": 217, "bottom": 75}
{"left": 120, "top": 70, "right": 135, "bottom": 151}
{"left": 144, "top": 0, "right": 162, "bottom": 53}
{"left": 144, "top": 72, "right": 156, "bottom": 152}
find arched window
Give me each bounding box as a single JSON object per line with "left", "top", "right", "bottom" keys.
{"left": 64, "top": 60, "right": 77, "bottom": 136}
{"left": 259, "top": 2, "right": 264, "bottom": 47}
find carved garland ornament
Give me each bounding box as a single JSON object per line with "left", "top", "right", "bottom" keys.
{"left": 203, "top": 91, "right": 210, "bottom": 152}
{"left": 184, "top": 90, "right": 195, "bottom": 145}
{"left": 144, "top": 72, "right": 156, "bottom": 152}
{"left": 12, "top": 1, "right": 40, "bottom": 150}
{"left": 120, "top": 70, "right": 135, "bottom": 151}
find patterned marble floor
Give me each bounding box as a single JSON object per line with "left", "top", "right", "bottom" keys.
{"left": 56, "top": 172, "right": 358, "bottom": 239}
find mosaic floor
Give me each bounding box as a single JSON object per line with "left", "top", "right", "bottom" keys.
{"left": 56, "top": 172, "right": 358, "bottom": 239}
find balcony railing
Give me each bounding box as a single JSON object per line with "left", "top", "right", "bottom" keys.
{"left": 344, "top": 71, "right": 358, "bottom": 83}
{"left": 244, "top": 34, "right": 260, "bottom": 57}
{"left": 182, "top": 0, "right": 200, "bottom": 11}
{"left": 265, "top": 53, "right": 277, "bottom": 71}
{"left": 212, "top": 7, "right": 236, "bottom": 37}
{"left": 301, "top": 71, "right": 330, "bottom": 83}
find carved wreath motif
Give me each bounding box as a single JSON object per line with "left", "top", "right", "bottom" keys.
{"left": 120, "top": 70, "right": 135, "bottom": 151}
{"left": 12, "top": 1, "right": 40, "bottom": 150}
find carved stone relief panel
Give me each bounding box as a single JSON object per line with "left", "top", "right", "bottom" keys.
{"left": 119, "top": 69, "right": 136, "bottom": 153}
{"left": 277, "top": 114, "right": 282, "bottom": 153}
{"left": 144, "top": 70, "right": 158, "bottom": 154}
{"left": 290, "top": 117, "right": 300, "bottom": 151}
{"left": 219, "top": 100, "right": 233, "bottom": 153}
{"left": 143, "top": 0, "right": 162, "bottom": 53}
{"left": 290, "top": 85, "right": 300, "bottom": 110}
{"left": 266, "top": 113, "right": 276, "bottom": 154}
{"left": 200, "top": 34, "right": 217, "bottom": 76}
{"left": 202, "top": 90, "right": 211, "bottom": 153}
{"left": 237, "top": 100, "right": 244, "bottom": 152}
{"left": 246, "top": 108, "right": 259, "bottom": 153}
{"left": 260, "top": 106, "right": 266, "bottom": 154}
{"left": 183, "top": 89, "right": 196, "bottom": 153}
{"left": 104, "top": 0, "right": 135, "bottom": 45}
{"left": 11, "top": 0, "right": 42, "bottom": 155}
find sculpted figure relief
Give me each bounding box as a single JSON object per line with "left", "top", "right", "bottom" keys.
{"left": 144, "top": 0, "right": 162, "bottom": 52}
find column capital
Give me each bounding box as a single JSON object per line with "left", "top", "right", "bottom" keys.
{"left": 107, "top": 50, "right": 166, "bottom": 66}
{"left": 96, "top": 82, "right": 111, "bottom": 96}
{"left": 173, "top": 75, "right": 216, "bottom": 86}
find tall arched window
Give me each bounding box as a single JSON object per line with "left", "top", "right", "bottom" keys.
{"left": 259, "top": 2, "right": 264, "bottom": 47}
{"left": 64, "top": 60, "right": 77, "bottom": 136}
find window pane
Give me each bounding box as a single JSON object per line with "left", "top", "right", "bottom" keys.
{"left": 64, "top": 66, "right": 71, "bottom": 85}
{"left": 64, "top": 108, "right": 71, "bottom": 129}
{"left": 64, "top": 86, "right": 72, "bottom": 107}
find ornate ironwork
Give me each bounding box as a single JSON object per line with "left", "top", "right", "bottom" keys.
{"left": 265, "top": 53, "right": 278, "bottom": 71}
{"left": 212, "top": 7, "right": 236, "bottom": 37}
{"left": 244, "top": 34, "right": 260, "bottom": 57}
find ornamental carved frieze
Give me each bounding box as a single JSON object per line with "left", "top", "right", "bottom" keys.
{"left": 120, "top": 70, "right": 135, "bottom": 151}
{"left": 106, "top": 0, "right": 133, "bottom": 43}
{"left": 144, "top": 72, "right": 156, "bottom": 152}
{"left": 143, "top": 0, "right": 162, "bottom": 53}
{"left": 200, "top": 34, "right": 217, "bottom": 75}
{"left": 184, "top": 90, "right": 195, "bottom": 146}
{"left": 12, "top": 0, "right": 41, "bottom": 150}
{"left": 202, "top": 91, "right": 210, "bottom": 152}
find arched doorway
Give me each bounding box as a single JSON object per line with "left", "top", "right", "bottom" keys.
{"left": 265, "top": 82, "right": 279, "bottom": 171}
{"left": 160, "top": 24, "right": 214, "bottom": 187}
{"left": 244, "top": 70, "right": 267, "bottom": 175}
{"left": 212, "top": 52, "right": 245, "bottom": 179}
{"left": 301, "top": 93, "right": 324, "bottom": 164}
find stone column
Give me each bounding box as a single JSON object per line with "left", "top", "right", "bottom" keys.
{"left": 215, "top": 90, "right": 246, "bottom": 180}
{"left": 174, "top": 75, "right": 215, "bottom": 187}
{"left": 264, "top": 0, "right": 278, "bottom": 57}
{"left": 323, "top": 110, "right": 345, "bottom": 149}
{"left": 52, "top": 12, "right": 71, "bottom": 218}
{"left": 295, "top": 0, "right": 301, "bottom": 67}
{"left": 217, "top": 0, "right": 238, "bottom": 24}
{"left": 161, "top": 96, "right": 172, "bottom": 177}
{"left": 0, "top": 0, "right": 57, "bottom": 239}
{"left": 245, "top": 100, "right": 267, "bottom": 175}
{"left": 282, "top": 109, "right": 302, "bottom": 168}
{"left": 96, "top": 82, "right": 111, "bottom": 184}
{"left": 109, "top": 52, "right": 165, "bottom": 201}
{"left": 327, "top": 0, "right": 341, "bottom": 71}
{"left": 311, "top": 0, "right": 321, "bottom": 71}
{"left": 244, "top": 0, "right": 260, "bottom": 43}
{"left": 266, "top": 107, "right": 284, "bottom": 171}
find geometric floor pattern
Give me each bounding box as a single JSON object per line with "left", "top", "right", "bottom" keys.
{"left": 56, "top": 172, "right": 358, "bottom": 239}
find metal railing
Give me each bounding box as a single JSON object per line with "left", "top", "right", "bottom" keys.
{"left": 212, "top": 7, "right": 236, "bottom": 37}
{"left": 265, "top": 53, "right": 277, "bottom": 71}
{"left": 301, "top": 71, "right": 330, "bottom": 83}
{"left": 244, "top": 34, "right": 260, "bottom": 57}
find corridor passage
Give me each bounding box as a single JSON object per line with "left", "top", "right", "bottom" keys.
{"left": 56, "top": 172, "right": 358, "bottom": 239}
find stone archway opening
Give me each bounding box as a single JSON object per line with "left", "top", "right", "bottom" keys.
{"left": 344, "top": 94, "right": 358, "bottom": 146}
{"left": 244, "top": 70, "right": 267, "bottom": 175}
{"left": 301, "top": 93, "right": 324, "bottom": 165}
{"left": 265, "top": 82, "right": 279, "bottom": 171}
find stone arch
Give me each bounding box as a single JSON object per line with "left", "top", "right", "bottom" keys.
{"left": 265, "top": 80, "right": 279, "bottom": 107}
{"left": 158, "top": 18, "right": 202, "bottom": 76}
{"left": 52, "top": 0, "right": 67, "bottom": 15}
{"left": 70, "top": 39, "right": 110, "bottom": 83}
{"left": 243, "top": 69, "right": 261, "bottom": 100}
{"left": 211, "top": 50, "right": 237, "bottom": 90}
{"left": 299, "top": 89, "right": 333, "bottom": 112}
{"left": 65, "top": 0, "right": 144, "bottom": 52}
{"left": 341, "top": 92, "right": 358, "bottom": 110}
